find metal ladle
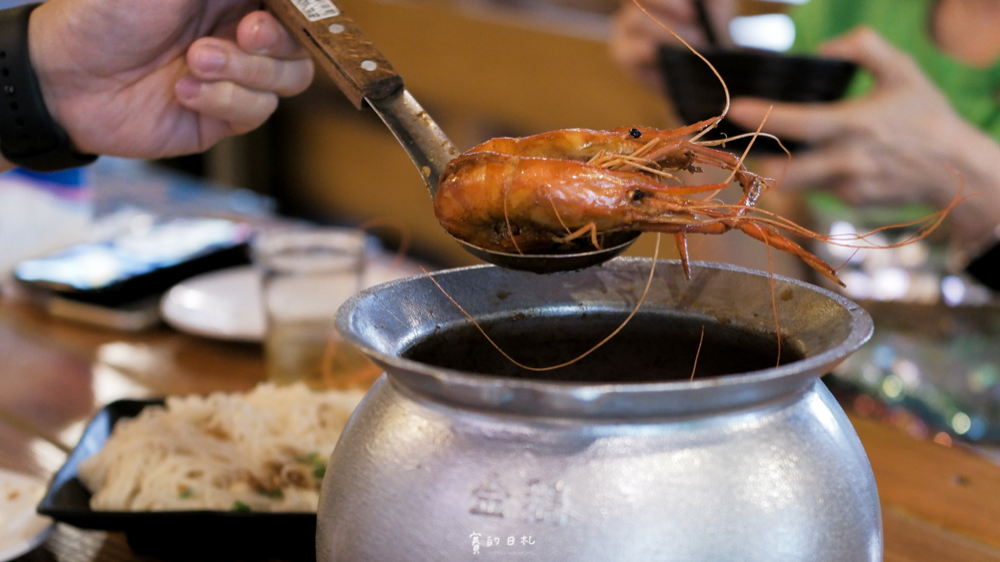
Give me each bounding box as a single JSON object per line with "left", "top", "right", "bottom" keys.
{"left": 263, "top": 0, "right": 639, "bottom": 274}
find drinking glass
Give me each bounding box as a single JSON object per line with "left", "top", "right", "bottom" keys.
{"left": 256, "top": 227, "right": 379, "bottom": 390}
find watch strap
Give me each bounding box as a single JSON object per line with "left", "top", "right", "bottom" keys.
{"left": 0, "top": 3, "right": 97, "bottom": 172}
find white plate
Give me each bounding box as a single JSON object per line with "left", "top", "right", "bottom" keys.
{"left": 161, "top": 257, "right": 425, "bottom": 342}
{"left": 0, "top": 468, "right": 54, "bottom": 562}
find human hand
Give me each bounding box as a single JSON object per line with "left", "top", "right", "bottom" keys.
{"left": 728, "top": 26, "right": 1000, "bottom": 256}
{"left": 610, "top": 0, "right": 733, "bottom": 89}
{"left": 728, "top": 27, "right": 977, "bottom": 210}
{"left": 27, "top": 0, "right": 314, "bottom": 160}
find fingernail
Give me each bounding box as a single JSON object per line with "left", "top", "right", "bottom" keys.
{"left": 248, "top": 17, "right": 278, "bottom": 54}
{"left": 175, "top": 75, "right": 202, "bottom": 100}
{"left": 192, "top": 44, "right": 226, "bottom": 73}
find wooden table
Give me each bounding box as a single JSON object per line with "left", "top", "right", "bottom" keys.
{"left": 0, "top": 297, "right": 266, "bottom": 562}
{"left": 3, "top": 297, "right": 1000, "bottom": 562}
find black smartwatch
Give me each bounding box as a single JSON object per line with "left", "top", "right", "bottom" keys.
{"left": 0, "top": 3, "right": 97, "bottom": 172}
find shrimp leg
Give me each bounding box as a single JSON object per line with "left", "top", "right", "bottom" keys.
{"left": 645, "top": 218, "right": 842, "bottom": 287}
{"left": 674, "top": 233, "right": 691, "bottom": 278}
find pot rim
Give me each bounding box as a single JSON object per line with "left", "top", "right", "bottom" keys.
{"left": 338, "top": 258, "right": 873, "bottom": 417}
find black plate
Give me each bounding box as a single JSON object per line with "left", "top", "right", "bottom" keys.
{"left": 38, "top": 399, "right": 317, "bottom": 561}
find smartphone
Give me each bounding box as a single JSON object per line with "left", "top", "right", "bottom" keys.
{"left": 14, "top": 217, "right": 253, "bottom": 327}
{"left": 42, "top": 294, "right": 165, "bottom": 331}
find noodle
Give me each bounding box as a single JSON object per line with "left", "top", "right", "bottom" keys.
{"left": 78, "top": 383, "right": 363, "bottom": 512}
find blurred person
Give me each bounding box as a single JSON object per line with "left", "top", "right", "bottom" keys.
{"left": 0, "top": 0, "right": 314, "bottom": 173}
{"left": 610, "top": 0, "right": 1000, "bottom": 290}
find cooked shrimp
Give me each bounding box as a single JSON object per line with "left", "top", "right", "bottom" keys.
{"left": 434, "top": 124, "right": 844, "bottom": 286}
{"left": 425, "top": 0, "right": 963, "bottom": 376}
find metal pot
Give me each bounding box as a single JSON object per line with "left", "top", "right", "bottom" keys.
{"left": 322, "top": 258, "right": 879, "bottom": 561}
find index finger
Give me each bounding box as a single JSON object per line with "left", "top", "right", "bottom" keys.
{"left": 759, "top": 142, "right": 868, "bottom": 195}
{"left": 728, "top": 97, "right": 858, "bottom": 144}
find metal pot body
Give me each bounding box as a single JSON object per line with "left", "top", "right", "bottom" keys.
{"left": 321, "top": 259, "right": 880, "bottom": 561}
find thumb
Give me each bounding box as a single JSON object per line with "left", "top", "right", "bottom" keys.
{"left": 817, "top": 26, "right": 921, "bottom": 88}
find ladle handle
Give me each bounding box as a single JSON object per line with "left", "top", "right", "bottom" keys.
{"left": 262, "top": 0, "right": 403, "bottom": 108}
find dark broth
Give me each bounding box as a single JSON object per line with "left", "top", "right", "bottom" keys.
{"left": 403, "top": 311, "right": 803, "bottom": 383}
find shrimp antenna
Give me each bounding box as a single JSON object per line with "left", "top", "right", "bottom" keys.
{"left": 690, "top": 325, "right": 705, "bottom": 380}
{"left": 631, "top": 0, "right": 728, "bottom": 142}
{"left": 724, "top": 104, "right": 772, "bottom": 186}
{"left": 422, "top": 234, "right": 662, "bottom": 372}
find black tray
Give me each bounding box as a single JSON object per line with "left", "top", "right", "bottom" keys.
{"left": 38, "top": 399, "right": 317, "bottom": 561}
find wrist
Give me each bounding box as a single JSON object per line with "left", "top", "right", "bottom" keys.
{"left": 939, "top": 125, "right": 1000, "bottom": 269}
{"left": 25, "top": 1, "right": 73, "bottom": 144}
{"left": 0, "top": 3, "right": 97, "bottom": 171}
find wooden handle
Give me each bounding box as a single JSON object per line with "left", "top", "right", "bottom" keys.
{"left": 263, "top": 0, "right": 403, "bottom": 108}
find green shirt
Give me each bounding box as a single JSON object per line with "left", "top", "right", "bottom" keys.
{"left": 789, "top": 0, "right": 1000, "bottom": 142}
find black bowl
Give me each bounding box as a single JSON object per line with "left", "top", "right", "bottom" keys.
{"left": 658, "top": 46, "right": 857, "bottom": 152}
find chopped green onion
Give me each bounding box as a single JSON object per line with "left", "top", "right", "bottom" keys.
{"left": 232, "top": 501, "right": 251, "bottom": 512}
{"left": 297, "top": 451, "right": 322, "bottom": 464}
{"left": 313, "top": 464, "right": 326, "bottom": 480}
{"left": 259, "top": 488, "right": 284, "bottom": 499}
